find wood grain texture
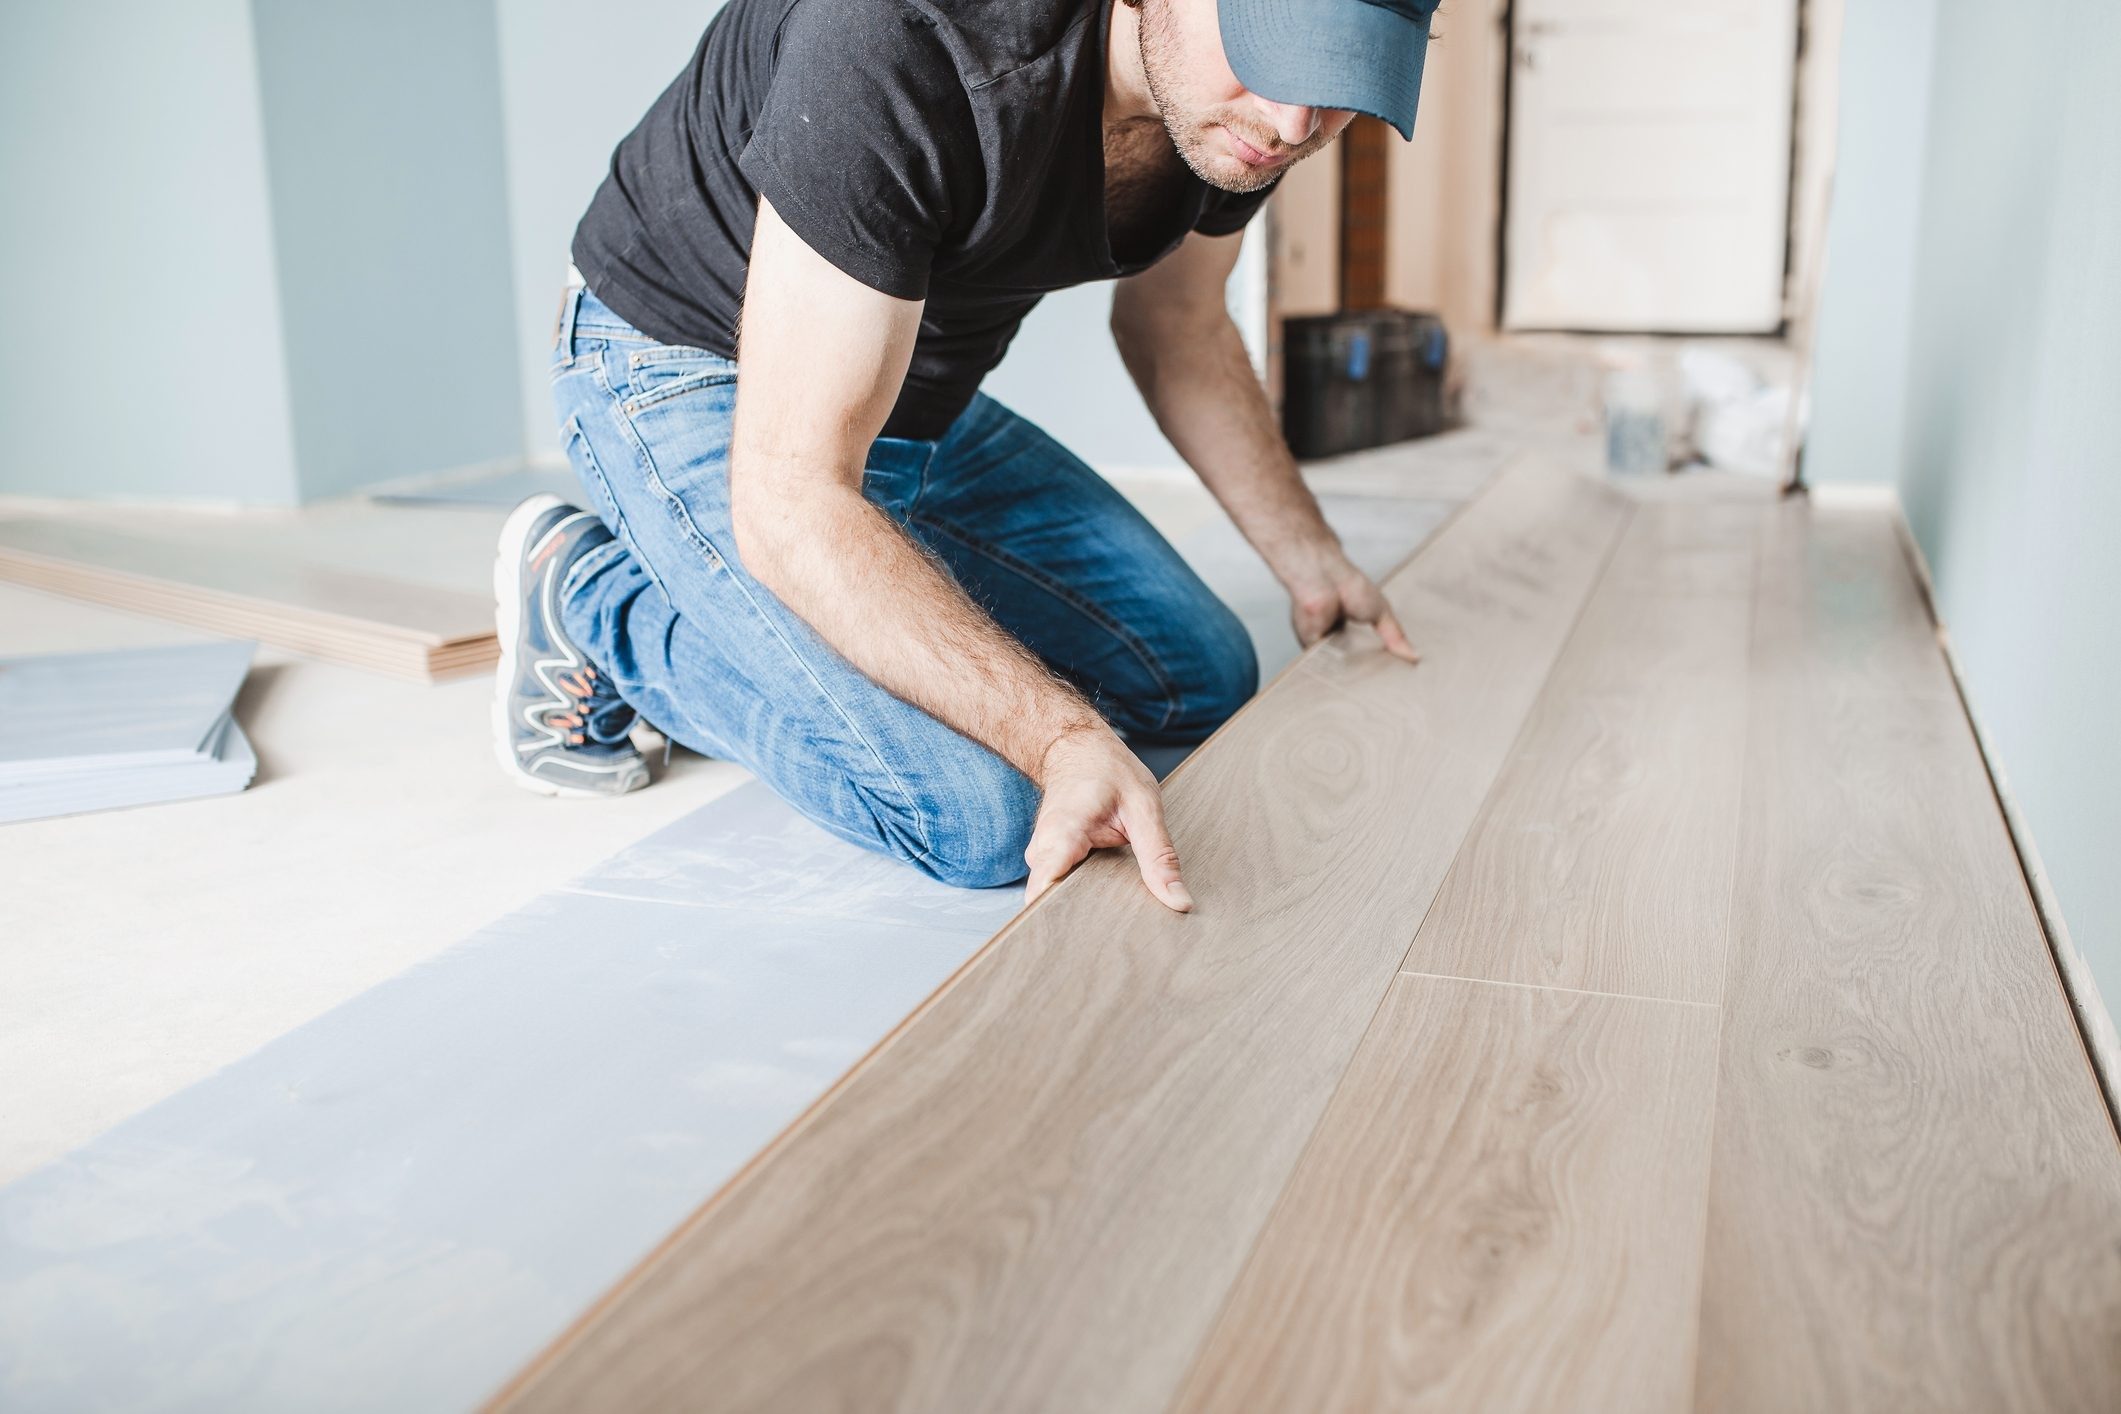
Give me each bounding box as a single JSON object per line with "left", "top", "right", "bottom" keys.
{"left": 1695, "top": 501, "right": 2121, "bottom": 1412}
{"left": 1597, "top": 496, "right": 1767, "bottom": 598}
{"left": 1401, "top": 503, "right": 1759, "bottom": 1002}
{"left": 0, "top": 518, "right": 497, "bottom": 680}
{"left": 1175, "top": 974, "right": 1720, "bottom": 1414}
{"left": 1747, "top": 502, "right": 1958, "bottom": 701}
{"left": 491, "top": 459, "right": 1632, "bottom": 1414}
{"left": 1301, "top": 427, "right": 1517, "bottom": 503}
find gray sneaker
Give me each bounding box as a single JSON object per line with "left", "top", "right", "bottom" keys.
{"left": 491, "top": 494, "right": 650, "bottom": 798}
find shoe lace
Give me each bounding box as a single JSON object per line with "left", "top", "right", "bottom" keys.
{"left": 546, "top": 665, "right": 635, "bottom": 747}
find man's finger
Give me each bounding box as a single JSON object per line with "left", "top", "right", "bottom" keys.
{"left": 1374, "top": 606, "right": 1422, "bottom": 664}
{"left": 1121, "top": 792, "right": 1193, "bottom": 914}
{"left": 1022, "top": 829, "right": 1086, "bottom": 907}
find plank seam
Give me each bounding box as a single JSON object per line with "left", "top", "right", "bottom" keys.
{"left": 1393, "top": 968, "right": 1720, "bottom": 1009}
{"left": 1375, "top": 494, "right": 1642, "bottom": 992}
{"left": 1694, "top": 504, "right": 1764, "bottom": 1010}
{"left": 1166, "top": 488, "right": 1638, "bottom": 1411}
{"left": 1680, "top": 489, "right": 1769, "bottom": 1407}
{"left": 481, "top": 464, "right": 1524, "bottom": 1413}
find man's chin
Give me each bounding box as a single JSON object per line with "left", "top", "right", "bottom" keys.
{"left": 1180, "top": 144, "right": 1283, "bottom": 195}
{"left": 1208, "top": 163, "right": 1281, "bottom": 194}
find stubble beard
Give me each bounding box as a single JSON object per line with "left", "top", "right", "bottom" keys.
{"left": 1136, "top": 0, "right": 1332, "bottom": 193}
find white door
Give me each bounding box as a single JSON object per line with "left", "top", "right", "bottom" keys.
{"left": 1502, "top": 0, "right": 1799, "bottom": 333}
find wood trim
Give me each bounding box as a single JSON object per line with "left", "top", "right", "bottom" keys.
{"left": 1338, "top": 117, "right": 1389, "bottom": 310}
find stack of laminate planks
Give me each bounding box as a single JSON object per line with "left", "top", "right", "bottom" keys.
{"left": 490, "top": 459, "right": 2121, "bottom": 1414}
{"left": 1, "top": 640, "right": 258, "bottom": 824}
{"left": 0, "top": 518, "right": 496, "bottom": 683}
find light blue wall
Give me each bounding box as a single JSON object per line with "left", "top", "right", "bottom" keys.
{"left": 0, "top": 0, "right": 299, "bottom": 504}
{"left": 251, "top": 0, "right": 523, "bottom": 501}
{"left": 3, "top": 2, "right": 1193, "bottom": 499}
{"left": 495, "top": 0, "right": 721, "bottom": 461}
{"left": 1814, "top": 0, "right": 2121, "bottom": 1001}
{"left": 1802, "top": 0, "right": 1938, "bottom": 487}
{"left": 1896, "top": 0, "right": 2121, "bottom": 998}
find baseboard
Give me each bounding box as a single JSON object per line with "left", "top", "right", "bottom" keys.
{"left": 1805, "top": 479, "right": 1898, "bottom": 507}
{"left": 1889, "top": 508, "right": 2121, "bottom": 1138}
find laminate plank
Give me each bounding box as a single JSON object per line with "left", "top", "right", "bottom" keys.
{"left": 0, "top": 518, "right": 497, "bottom": 680}
{"left": 1300, "top": 427, "right": 1517, "bottom": 503}
{"left": 0, "top": 565, "right": 487, "bottom": 681}
{"left": 1695, "top": 501, "right": 2121, "bottom": 1413}
{"left": 1400, "top": 505, "right": 1759, "bottom": 1002}
{"left": 1598, "top": 496, "right": 1768, "bottom": 598}
{"left": 491, "top": 459, "right": 1632, "bottom": 1414}
{"left": 1175, "top": 973, "right": 1720, "bottom": 1414}
{"left": 1747, "top": 501, "right": 1957, "bottom": 700}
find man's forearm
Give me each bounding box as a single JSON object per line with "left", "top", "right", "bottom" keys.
{"left": 1115, "top": 308, "right": 1338, "bottom": 584}
{"left": 732, "top": 468, "right": 1102, "bottom": 780}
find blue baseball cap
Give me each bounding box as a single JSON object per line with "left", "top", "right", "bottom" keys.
{"left": 1218, "top": 0, "right": 1439, "bottom": 140}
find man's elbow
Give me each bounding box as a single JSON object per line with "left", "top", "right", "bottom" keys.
{"left": 1109, "top": 296, "right": 1159, "bottom": 361}
{"left": 1112, "top": 297, "right": 1227, "bottom": 366}
{"left": 729, "top": 454, "right": 853, "bottom": 601}
{"left": 1112, "top": 301, "right": 1176, "bottom": 391}
{"left": 727, "top": 455, "right": 788, "bottom": 589}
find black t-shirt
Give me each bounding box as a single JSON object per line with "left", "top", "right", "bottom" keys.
{"left": 572, "top": 0, "right": 1275, "bottom": 438}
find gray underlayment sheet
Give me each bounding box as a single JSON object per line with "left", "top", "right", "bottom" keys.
{"left": 0, "top": 641, "right": 257, "bottom": 824}
{"left": 0, "top": 493, "right": 1454, "bottom": 1413}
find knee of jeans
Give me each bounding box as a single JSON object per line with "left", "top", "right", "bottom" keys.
{"left": 1173, "top": 606, "right": 1259, "bottom": 737}
{"left": 879, "top": 753, "right": 1037, "bottom": 891}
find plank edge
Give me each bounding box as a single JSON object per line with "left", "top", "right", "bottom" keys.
{"left": 482, "top": 456, "right": 1609, "bottom": 1411}
{"left": 1889, "top": 509, "right": 2121, "bottom": 1142}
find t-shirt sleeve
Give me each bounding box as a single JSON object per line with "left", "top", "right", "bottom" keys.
{"left": 737, "top": 0, "right": 978, "bottom": 301}
{"left": 1193, "top": 178, "right": 1280, "bottom": 238}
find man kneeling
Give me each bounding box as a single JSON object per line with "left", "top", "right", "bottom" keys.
{"left": 493, "top": 0, "right": 1435, "bottom": 908}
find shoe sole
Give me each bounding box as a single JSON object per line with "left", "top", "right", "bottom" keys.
{"left": 491, "top": 494, "right": 633, "bottom": 801}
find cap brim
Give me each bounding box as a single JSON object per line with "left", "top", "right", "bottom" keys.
{"left": 1218, "top": 0, "right": 1431, "bottom": 140}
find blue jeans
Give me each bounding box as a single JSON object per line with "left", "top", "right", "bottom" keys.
{"left": 549, "top": 287, "right": 1258, "bottom": 888}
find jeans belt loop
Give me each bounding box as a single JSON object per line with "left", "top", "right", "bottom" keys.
{"left": 555, "top": 283, "right": 583, "bottom": 357}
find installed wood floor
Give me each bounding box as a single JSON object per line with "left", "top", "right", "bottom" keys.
{"left": 492, "top": 459, "right": 2121, "bottom": 1414}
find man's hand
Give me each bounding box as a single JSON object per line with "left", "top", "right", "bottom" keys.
{"left": 1112, "top": 232, "right": 1419, "bottom": 669}
{"left": 1280, "top": 541, "right": 1421, "bottom": 662}
{"left": 1023, "top": 727, "right": 1191, "bottom": 914}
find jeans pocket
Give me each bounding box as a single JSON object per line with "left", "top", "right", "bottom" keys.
{"left": 562, "top": 414, "right": 670, "bottom": 599}
{"left": 621, "top": 345, "right": 737, "bottom": 413}
{"left": 554, "top": 339, "right": 618, "bottom": 393}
